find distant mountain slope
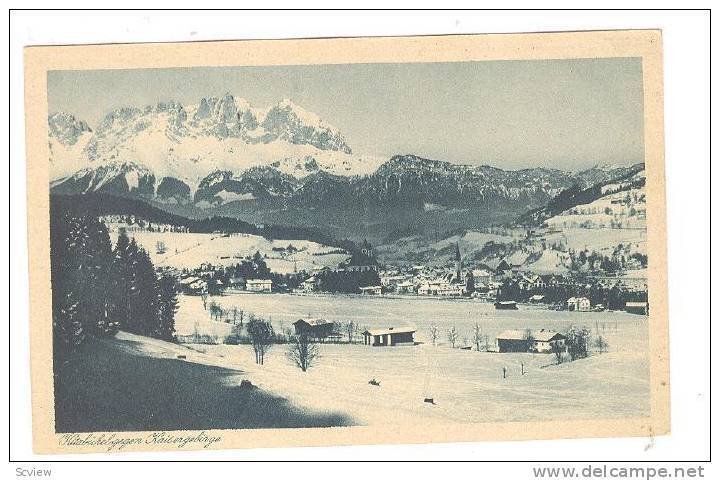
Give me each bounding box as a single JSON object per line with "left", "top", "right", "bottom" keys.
{"left": 574, "top": 163, "right": 645, "bottom": 189}
{"left": 48, "top": 98, "right": 644, "bottom": 241}
{"left": 52, "top": 154, "right": 583, "bottom": 240}
{"left": 51, "top": 193, "right": 339, "bottom": 246}
{"left": 516, "top": 163, "right": 645, "bottom": 227}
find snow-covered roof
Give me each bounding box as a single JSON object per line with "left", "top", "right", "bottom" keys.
{"left": 363, "top": 326, "right": 416, "bottom": 336}
{"left": 246, "top": 278, "right": 272, "bottom": 284}
{"left": 471, "top": 269, "right": 493, "bottom": 277}
{"left": 625, "top": 301, "right": 648, "bottom": 307}
{"left": 496, "top": 329, "right": 565, "bottom": 342}
{"left": 294, "top": 318, "right": 332, "bottom": 327}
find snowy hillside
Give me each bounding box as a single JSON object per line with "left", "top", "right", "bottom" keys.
{"left": 545, "top": 186, "right": 647, "bottom": 230}
{"left": 107, "top": 227, "right": 350, "bottom": 274}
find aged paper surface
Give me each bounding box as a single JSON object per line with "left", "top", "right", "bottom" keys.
{"left": 24, "top": 31, "right": 668, "bottom": 454}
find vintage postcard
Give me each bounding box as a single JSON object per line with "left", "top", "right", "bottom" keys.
{"left": 24, "top": 30, "right": 668, "bottom": 454}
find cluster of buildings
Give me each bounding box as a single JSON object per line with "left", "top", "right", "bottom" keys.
{"left": 291, "top": 317, "right": 569, "bottom": 354}
{"left": 178, "top": 275, "right": 273, "bottom": 295}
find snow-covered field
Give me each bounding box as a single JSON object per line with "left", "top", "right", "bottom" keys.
{"left": 109, "top": 231, "right": 349, "bottom": 273}
{"left": 181, "top": 292, "right": 644, "bottom": 345}
{"left": 170, "top": 292, "right": 649, "bottom": 425}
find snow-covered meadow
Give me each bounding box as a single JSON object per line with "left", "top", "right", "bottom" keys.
{"left": 168, "top": 292, "right": 650, "bottom": 425}
{"left": 158, "top": 294, "right": 650, "bottom": 424}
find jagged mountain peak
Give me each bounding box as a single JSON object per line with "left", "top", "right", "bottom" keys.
{"left": 47, "top": 94, "right": 375, "bottom": 187}
{"left": 48, "top": 112, "right": 92, "bottom": 146}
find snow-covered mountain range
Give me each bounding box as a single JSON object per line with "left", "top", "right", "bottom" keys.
{"left": 49, "top": 94, "right": 385, "bottom": 188}
{"left": 49, "top": 96, "right": 643, "bottom": 240}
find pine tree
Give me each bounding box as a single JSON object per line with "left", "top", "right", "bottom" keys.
{"left": 128, "top": 246, "right": 159, "bottom": 336}
{"left": 111, "top": 229, "right": 133, "bottom": 328}
{"left": 156, "top": 274, "right": 178, "bottom": 341}
{"left": 84, "top": 217, "right": 117, "bottom": 336}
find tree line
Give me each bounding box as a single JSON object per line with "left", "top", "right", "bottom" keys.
{"left": 495, "top": 277, "right": 647, "bottom": 310}
{"left": 51, "top": 209, "right": 178, "bottom": 373}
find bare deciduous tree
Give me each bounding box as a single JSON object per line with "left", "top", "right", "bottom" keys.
{"left": 345, "top": 320, "right": 356, "bottom": 344}
{"left": 524, "top": 328, "right": 535, "bottom": 352}
{"left": 247, "top": 317, "right": 275, "bottom": 365}
{"left": 208, "top": 301, "right": 223, "bottom": 322}
{"left": 472, "top": 323, "right": 483, "bottom": 351}
{"left": 429, "top": 325, "right": 439, "bottom": 346}
{"left": 287, "top": 334, "right": 319, "bottom": 372}
{"left": 447, "top": 326, "right": 459, "bottom": 348}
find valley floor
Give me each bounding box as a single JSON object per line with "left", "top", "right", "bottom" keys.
{"left": 54, "top": 310, "right": 649, "bottom": 431}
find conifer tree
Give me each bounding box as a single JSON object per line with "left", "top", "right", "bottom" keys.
{"left": 156, "top": 274, "right": 178, "bottom": 341}
{"left": 111, "top": 229, "right": 133, "bottom": 328}
{"left": 128, "top": 246, "right": 159, "bottom": 336}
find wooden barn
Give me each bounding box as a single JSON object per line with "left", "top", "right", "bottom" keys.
{"left": 625, "top": 301, "right": 649, "bottom": 315}
{"left": 494, "top": 300, "right": 518, "bottom": 310}
{"left": 293, "top": 318, "right": 339, "bottom": 341}
{"left": 496, "top": 329, "right": 566, "bottom": 353}
{"left": 363, "top": 327, "right": 416, "bottom": 347}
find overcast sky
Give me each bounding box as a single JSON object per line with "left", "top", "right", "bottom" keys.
{"left": 48, "top": 58, "right": 644, "bottom": 171}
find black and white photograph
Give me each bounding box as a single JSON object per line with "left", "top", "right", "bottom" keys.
{"left": 10, "top": 11, "right": 710, "bottom": 472}
{"left": 46, "top": 56, "right": 656, "bottom": 434}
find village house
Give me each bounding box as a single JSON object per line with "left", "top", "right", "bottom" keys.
{"left": 529, "top": 274, "right": 545, "bottom": 290}
{"left": 395, "top": 281, "right": 415, "bottom": 294}
{"left": 227, "top": 277, "right": 246, "bottom": 291}
{"left": 496, "top": 329, "right": 566, "bottom": 353}
{"left": 418, "top": 281, "right": 465, "bottom": 297}
{"left": 178, "top": 276, "right": 207, "bottom": 295}
{"left": 483, "top": 258, "right": 512, "bottom": 277}
{"left": 518, "top": 274, "right": 540, "bottom": 290}
{"left": 471, "top": 268, "right": 494, "bottom": 285}
{"left": 293, "top": 318, "right": 339, "bottom": 341}
{"left": 300, "top": 276, "right": 319, "bottom": 292}
{"left": 363, "top": 326, "right": 416, "bottom": 347}
{"left": 359, "top": 285, "right": 382, "bottom": 295}
{"left": 380, "top": 274, "right": 407, "bottom": 287}
{"left": 246, "top": 279, "right": 273, "bottom": 292}
{"left": 544, "top": 274, "right": 564, "bottom": 287}
{"left": 567, "top": 296, "right": 591, "bottom": 312}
